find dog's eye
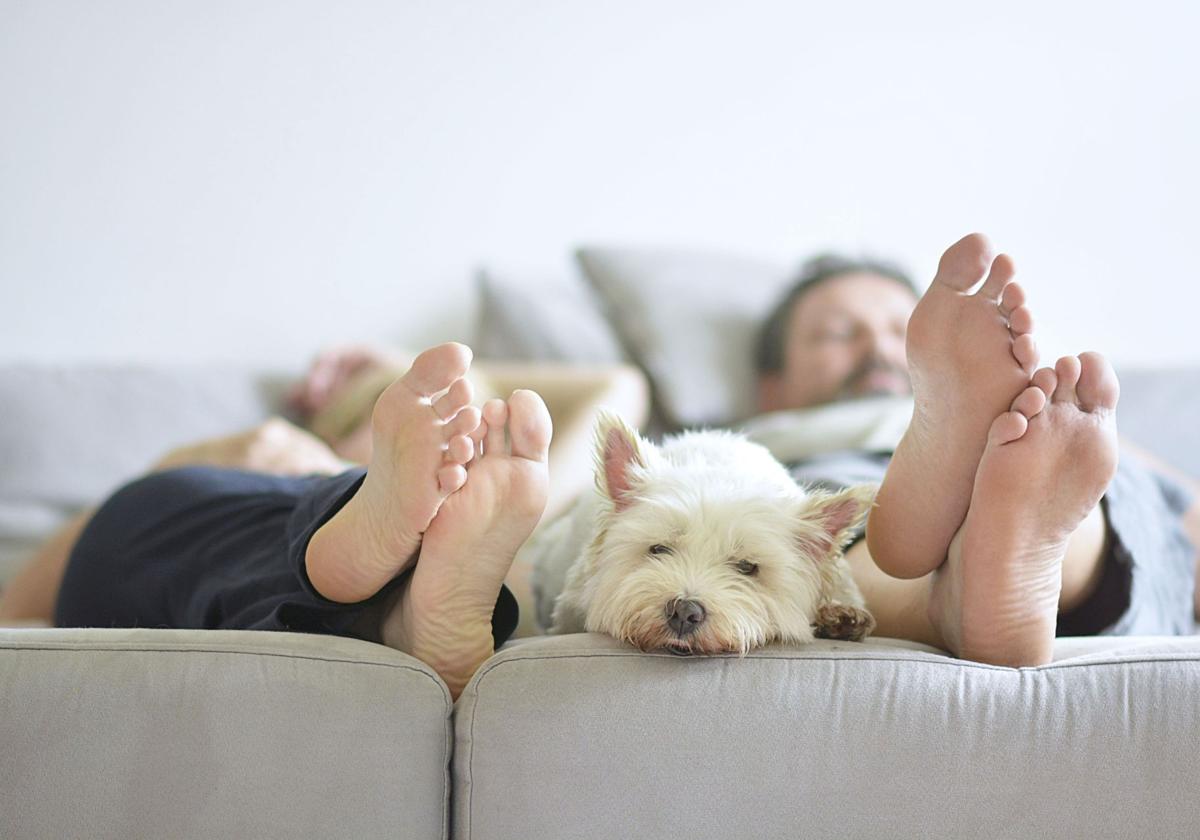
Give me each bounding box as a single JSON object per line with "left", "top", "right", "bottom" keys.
{"left": 734, "top": 559, "right": 759, "bottom": 576}
{"left": 648, "top": 544, "right": 673, "bottom": 556}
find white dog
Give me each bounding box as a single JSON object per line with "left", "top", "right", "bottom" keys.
{"left": 525, "top": 412, "right": 878, "bottom": 655}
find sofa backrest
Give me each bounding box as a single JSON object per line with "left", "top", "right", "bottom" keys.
{"left": 1, "top": 363, "right": 1196, "bottom": 586}
{"left": 0, "top": 365, "right": 287, "bottom": 583}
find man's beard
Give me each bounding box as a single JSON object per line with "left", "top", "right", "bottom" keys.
{"left": 833, "top": 357, "right": 911, "bottom": 402}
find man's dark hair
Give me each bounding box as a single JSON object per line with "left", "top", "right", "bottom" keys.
{"left": 753, "top": 254, "right": 919, "bottom": 374}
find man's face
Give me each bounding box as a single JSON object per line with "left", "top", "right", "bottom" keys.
{"left": 758, "top": 272, "right": 917, "bottom": 412}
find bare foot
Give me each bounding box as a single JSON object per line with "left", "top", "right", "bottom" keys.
{"left": 867, "top": 234, "right": 1039, "bottom": 579}
{"left": 927, "top": 353, "right": 1120, "bottom": 666}
{"left": 304, "top": 343, "right": 483, "bottom": 604}
{"left": 381, "top": 390, "right": 551, "bottom": 698}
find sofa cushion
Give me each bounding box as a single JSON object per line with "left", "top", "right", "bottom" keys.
{"left": 0, "top": 628, "right": 452, "bottom": 840}
{"left": 1117, "top": 367, "right": 1200, "bottom": 479}
{"left": 454, "top": 633, "right": 1200, "bottom": 840}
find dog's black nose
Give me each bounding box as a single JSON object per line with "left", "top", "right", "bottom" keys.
{"left": 666, "top": 599, "right": 707, "bottom": 636}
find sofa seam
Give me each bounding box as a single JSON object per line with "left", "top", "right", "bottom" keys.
{"left": 0, "top": 643, "right": 451, "bottom": 697}
{"left": 442, "top": 701, "right": 452, "bottom": 840}
{"left": 469, "top": 648, "right": 1200, "bottom": 672}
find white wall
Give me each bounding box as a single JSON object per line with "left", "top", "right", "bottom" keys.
{"left": 3, "top": 0, "right": 1197, "bottom": 369}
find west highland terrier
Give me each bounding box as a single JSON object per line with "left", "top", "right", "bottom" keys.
{"left": 526, "top": 412, "right": 878, "bottom": 655}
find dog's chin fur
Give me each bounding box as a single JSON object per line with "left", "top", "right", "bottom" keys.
{"left": 540, "top": 412, "right": 878, "bottom": 653}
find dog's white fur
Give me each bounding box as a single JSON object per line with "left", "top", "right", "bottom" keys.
{"left": 524, "top": 412, "right": 878, "bottom": 655}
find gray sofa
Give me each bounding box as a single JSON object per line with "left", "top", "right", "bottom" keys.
{"left": 2, "top": 364, "right": 1199, "bottom": 840}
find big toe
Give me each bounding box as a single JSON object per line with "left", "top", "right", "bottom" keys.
{"left": 1075, "top": 352, "right": 1120, "bottom": 412}
{"left": 506, "top": 389, "right": 553, "bottom": 462}
{"left": 979, "top": 253, "right": 1016, "bottom": 301}
{"left": 401, "top": 342, "right": 473, "bottom": 397}
{"left": 933, "top": 233, "right": 995, "bottom": 292}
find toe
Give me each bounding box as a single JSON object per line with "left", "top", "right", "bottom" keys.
{"left": 979, "top": 253, "right": 1016, "bottom": 300}
{"left": 433, "top": 378, "right": 474, "bottom": 419}
{"left": 444, "top": 405, "right": 482, "bottom": 439}
{"left": 1075, "top": 351, "right": 1120, "bottom": 412}
{"left": 1031, "top": 366, "right": 1057, "bottom": 398}
{"left": 437, "top": 463, "right": 468, "bottom": 494}
{"left": 1053, "top": 356, "right": 1082, "bottom": 403}
{"left": 1010, "top": 385, "right": 1047, "bottom": 420}
{"left": 988, "top": 410, "right": 1029, "bottom": 446}
{"left": 998, "top": 279, "right": 1026, "bottom": 317}
{"left": 467, "top": 419, "right": 487, "bottom": 454}
{"left": 400, "top": 343, "right": 473, "bottom": 397}
{"left": 483, "top": 399, "right": 508, "bottom": 454}
{"left": 933, "top": 233, "right": 995, "bottom": 292}
{"left": 1012, "top": 333, "right": 1039, "bottom": 373}
{"left": 446, "top": 434, "right": 474, "bottom": 465}
{"left": 506, "top": 389, "right": 553, "bottom": 462}
{"left": 1008, "top": 305, "right": 1034, "bottom": 335}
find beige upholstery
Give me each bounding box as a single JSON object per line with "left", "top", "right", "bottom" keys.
{"left": 454, "top": 633, "right": 1200, "bottom": 840}
{"left": 0, "top": 629, "right": 452, "bottom": 840}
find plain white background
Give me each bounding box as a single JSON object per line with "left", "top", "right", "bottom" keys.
{"left": 2, "top": 0, "right": 1197, "bottom": 369}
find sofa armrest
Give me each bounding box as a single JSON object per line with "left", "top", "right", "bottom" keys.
{"left": 455, "top": 633, "right": 1200, "bottom": 840}
{"left": 0, "top": 628, "right": 452, "bottom": 840}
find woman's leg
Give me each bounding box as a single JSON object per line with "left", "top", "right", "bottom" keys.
{"left": 0, "top": 418, "right": 344, "bottom": 624}
{"left": 0, "top": 509, "right": 94, "bottom": 623}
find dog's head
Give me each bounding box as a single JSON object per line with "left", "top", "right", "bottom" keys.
{"left": 579, "top": 412, "right": 873, "bottom": 655}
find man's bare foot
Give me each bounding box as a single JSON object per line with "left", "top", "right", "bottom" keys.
{"left": 867, "top": 233, "right": 1039, "bottom": 579}
{"left": 381, "top": 390, "right": 551, "bottom": 699}
{"left": 927, "top": 353, "right": 1120, "bottom": 667}
{"left": 304, "top": 343, "right": 483, "bottom": 604}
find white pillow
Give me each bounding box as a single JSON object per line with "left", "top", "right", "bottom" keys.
{"left": 576, "top": 246, "right": 792, "bottom": 429}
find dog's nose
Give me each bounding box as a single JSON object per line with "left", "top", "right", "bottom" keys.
{"left": 666, "top": 599, "right": 707, "bottom": 636}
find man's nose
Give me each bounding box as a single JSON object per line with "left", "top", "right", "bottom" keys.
{"left": 864, "top": 331, "right": 904, "bottom": 369}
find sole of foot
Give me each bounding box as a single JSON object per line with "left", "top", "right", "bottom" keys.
{"left": 867, "top": 233, "right": 1039, "bottom": 579}
{"left": 927, "top": 352, "right": 1120, "bottom": 667}
{"left": 304, "top": 342, "right": 484, "bottom": 604}
{"left": 382, "top": 389, "right": 552, "bottom": 699}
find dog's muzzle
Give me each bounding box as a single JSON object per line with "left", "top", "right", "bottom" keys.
{"left": 666, "top": 598, "right": 707, "bottom": 637}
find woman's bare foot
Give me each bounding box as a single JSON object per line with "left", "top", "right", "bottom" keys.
{"left": 867, "top": 234, "right": 1039, "bottom": 579}
{"left": 927, "top": 353, "right": 1120, "bottom": 667}
{"left": 381, "top": 390, "right": 551, "bottom": 698}
{"left": 304, "top": 343, "right": 483, "bottom": 604}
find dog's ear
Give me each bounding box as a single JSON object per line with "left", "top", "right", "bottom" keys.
{"left": 795, "top": 484, "right": 877, "bottom": 559}
{"left": 593, "top": 410, "right": 645, "bottom": 512}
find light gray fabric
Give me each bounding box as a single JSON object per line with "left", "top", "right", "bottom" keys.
{"left": 1116, "top": 367, "right": 1200, "bottom": 480}
{"left": 0, "top": 365, "right": 286, "bottom": 584}
{"left": 575, "top": 247, "right": 790, "bottom": 429}
{"left": 0, "top": 628, "right": 451, "bottom": 840}
{"left": 473, "top": 268, "right": 626, "bottom": 365}
{"left": 455, "top": 633, "right": 1200, "bottom": 840}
